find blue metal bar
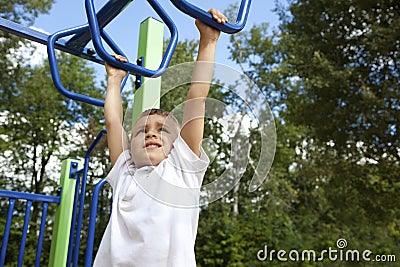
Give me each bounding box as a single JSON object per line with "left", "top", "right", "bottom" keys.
{"left": 100, "top": 30, "right": 126, "bottom": 60}
{"left": 0, "top": 198, "right": 16, "bottom": 266}
{"left": 67, "top": 173, "right": 81, "bottom": 266}
{"left": 0, "top": 190, "right": 60, "bottom": 203}
{"left": 85, "top": 0, "right": 178, "bottom": 77}
{"left": 18, "top": 200, "right": 33, "bottom": 267}
{"left": 47, "top": 24, "right": 106, "bottom": 107}
{"left": 69, "top": 178, "right": 84, "bottom": 265}
{"left": 0, "top": 17, "right": 103, "bottom": 64}
{"left": 34, "top": 202, "right": 49, "bottom": 267}
{"left": 67, "top": 0, "right": 133, "bottom": 50}
{"left": 170, "top": 0, "right": 252, "bottom": 33}
{"left": 47, "top": 26, "right": 129, "bottom": 106}
{"left": 84, "top": 178, "right": 108, "bottom": 267}
{"left": 67, "top": 161, "right": 83, "bottom": 266}
{"left": 100, "top": 30, "right": 129, "bottom": 91}
{"left": 73, "top": 129, "right": 107, "bottom": 267}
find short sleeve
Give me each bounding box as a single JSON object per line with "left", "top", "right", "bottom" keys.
{"left": 169, "top": 136, "right": 209, "bottom": 173}
{"left": 157, "top": 136, "right": 210, "bottom": 190}
{"left": 106, "top": 150, "right": 134, "bottom": 190}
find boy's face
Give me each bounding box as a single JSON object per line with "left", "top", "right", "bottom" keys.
{"left": 131, "top": 114, "right": 179, "bottom": 168}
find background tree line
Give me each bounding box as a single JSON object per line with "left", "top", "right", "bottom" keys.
{"left": 1, "top": 0, "right": 399, "bottom": 266}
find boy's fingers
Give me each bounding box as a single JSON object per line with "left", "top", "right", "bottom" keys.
{"left": 115, "top": 55, "right": 127, "bottom": 62}
{"left": 209, "top": 8, "right": 228, "bottom": 24}
{"left": 110, "top": 54, "right": 128, "bottom": 62}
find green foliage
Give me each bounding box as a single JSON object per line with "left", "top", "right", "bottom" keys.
{"left": 1, "top": 0, "right": 53, "bottom": 23}
{"left": 0, "top": 52, "right": 104, "bottom": 190}
{"left": 278, "top": 0, "right": 399, "bottom": 155}
{"left": 0, "top": 47, "right": 107, "bottom": 265}
{"left": 276, "top": 0, "right": 400, "bottom": 240}
{"left": 212, "top": 0, "right": 400, "bottom": 266}
{"left": 1, "top": 0, "right": 54, "bottom": 90}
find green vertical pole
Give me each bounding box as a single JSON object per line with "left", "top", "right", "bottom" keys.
{"left": 48, "top": 158, "right": 83, "bottom": 267}
{"left": 132, "top": 17, "right": 164, "bottom": 126}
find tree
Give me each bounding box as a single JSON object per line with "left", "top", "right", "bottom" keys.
{"left": 224, "top": 0, "right": 400, "bottom": 264}
{"left": 1, "top": 0, "right": 54, "bottom": 106}
{"left": 196, "top": 0, "right": 400, "bottom": 265}
{"left": 277, "top": 0, "right": 399, "bottom": 159}
{"left": 0, "top": 51, "right": 106, "bottom": 266}
{"left": 0, "top": 52, "right": 104, "bottom": 191}
{"left": 275, "top": 0, "right": 399, "bottom": 249}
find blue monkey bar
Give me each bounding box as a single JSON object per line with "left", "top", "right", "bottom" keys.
{"left": 1, "top": 0, "right": 252, "bottom": 107}
{"left": 0, "top": 17, "right": 103, "bottom": 64}
{"left": 47, "top": 0, "right": 178, "bottom": 107}
{"left": 47, "top": 24, "right": 129, "bottom": 107}
{"left": 0, "top": 0, "right": 134, "bottom": 64}
{"left": 67, "top": 0, "right": 134, "bottom": 51}
{"left": 84, "top": 0, "right": 178, "bottom": 77}
{"left": 170, "top": 0, "right": 252, "bottom": 34}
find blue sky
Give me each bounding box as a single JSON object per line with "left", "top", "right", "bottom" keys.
{"left": 33, "top": 0, "right": 280, "bottom": 68}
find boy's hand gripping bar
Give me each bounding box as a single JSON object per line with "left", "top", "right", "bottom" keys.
{"left": 47, "top": 25, "right": 129, "bottom": 107}
{"left": 85, "top": 0, "right": 178, "bottom": 77}
{"left": 170, "top": 0, "right": 252, "bottom": 34}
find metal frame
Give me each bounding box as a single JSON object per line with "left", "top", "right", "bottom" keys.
{"left": 0, "top": 191, "right": 60, "bottom": 267}
{"left": 85, "top": 0, "right": 178, "bottom": 77}
{"left": 170, "top": 0, "right": 252, "bottom": 33}
{"left": 0, "top": 17, "right": 102, "bottom": 64}
{"left": 47, "top": 24, "right": 129, "bottom": 107}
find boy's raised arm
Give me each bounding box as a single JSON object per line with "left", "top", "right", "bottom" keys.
{"left": 181, "top": 9, "right": 228, "bottom": 156}
{"left": 104, "top": 55, "right": 129, "bottom": 165}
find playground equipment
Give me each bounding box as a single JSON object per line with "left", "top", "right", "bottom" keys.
{"left": 0, "top": 0, "right": 252, "bottom": 266}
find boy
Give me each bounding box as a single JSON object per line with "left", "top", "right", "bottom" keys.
{"left": 93, "top": 9, "right": 228, "bottom": 267}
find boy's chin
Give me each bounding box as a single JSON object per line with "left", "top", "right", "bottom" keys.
{"left": 135, "top": 156, "right": 166, "bottom": 168}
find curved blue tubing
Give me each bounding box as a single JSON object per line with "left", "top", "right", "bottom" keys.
{"left": 84, "top": 177, "right": 108, "bottom": 267}
{"left": 170, "top": 0, "right": 252, "bottom": 34}
{"left": 85, "top": 0, "right": 178, "bottom": 77}
{"left": 83, "top": 130, "right": 109, "bottom": 267}
{"left": 47, "top": 24, "right": 129, "bottom": 107}
{"left": 72, "top": 129, "right": 107, "bottom": 267}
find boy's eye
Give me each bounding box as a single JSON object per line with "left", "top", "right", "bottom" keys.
{"left": 135, "top": 129, "right": 145, "bottom": 135}
{"left": 160, "top": 127, "right": 169, "bottom": 133}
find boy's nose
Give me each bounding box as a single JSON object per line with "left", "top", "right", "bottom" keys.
{"left": 145, "top": 129, "right": 158, "bottom": 138}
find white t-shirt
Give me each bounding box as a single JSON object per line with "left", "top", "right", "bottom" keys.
{"left": 93, "top": 136, "right": 209, "bottom": 267}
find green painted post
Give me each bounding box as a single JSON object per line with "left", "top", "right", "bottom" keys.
{"left": 48, "top": 158, "right": 83, "bottom": 267}
{"left": 132, "top": 17, "right": 164, "bottom": 126}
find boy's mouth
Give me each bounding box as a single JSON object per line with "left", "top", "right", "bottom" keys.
{"left": 145, "top": 141, "right": 162, "bottom": 149}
